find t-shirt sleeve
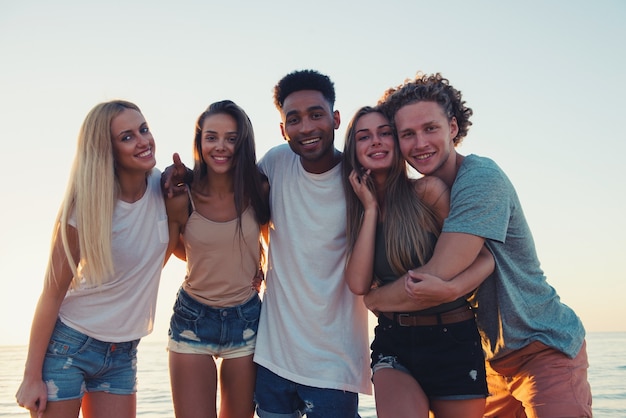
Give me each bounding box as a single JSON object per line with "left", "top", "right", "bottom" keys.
{"left": 258, "top": 154, "right": 269, "bottom": 176}
{"left": 442, "top": 163, "right": 510, "bottom": 243}
{"left": 258, "top": 145, "right": 281, "bottom": 178}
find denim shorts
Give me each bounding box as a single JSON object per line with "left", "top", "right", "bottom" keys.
{"left": 371, "top": 313, "right": 488, "bottom": 400}
{"left": 254, "top": 365, "right": 359, "bottom": 418}
{"left": 167, "top": 288, "right": 261, "bottom": 359}
{"left": 41, "top": 319, "right": 139, "bottom": 401}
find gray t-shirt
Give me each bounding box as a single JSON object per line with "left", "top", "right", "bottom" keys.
{"left": 443, "top": 154, "right": 585, "bottom": 361}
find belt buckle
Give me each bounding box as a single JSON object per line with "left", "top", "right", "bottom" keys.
{"left": 396, "top": 313, "right": 412, "bottom": 327}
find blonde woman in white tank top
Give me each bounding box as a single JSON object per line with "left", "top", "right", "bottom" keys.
{"left": 16, "top": 101, "right": 170, "bottom": 418}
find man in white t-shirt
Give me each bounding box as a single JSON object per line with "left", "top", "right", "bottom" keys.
{"left": 253, "top": 69, "right": 371, "bottom": 418}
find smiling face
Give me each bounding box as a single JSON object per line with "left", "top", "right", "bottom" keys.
{"left": 354, "top": 111, "right": 395, "bottom": 175}
{"left": 280, "top": 90, "right": 340, "bottom": 174}
{"left": 394, "top": 101, "right": 458, "bottom": 179}
{"left": 110, "top": 108, "right": 156, "bottom": 175}
{"left": 200, "top": 113, "right": 237, "bottom": 175}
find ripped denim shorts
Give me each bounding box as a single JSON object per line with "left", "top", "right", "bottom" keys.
{"left": 167, "top": 287, "right": 261, "bottom": 359}
{"left": 41, "top": 319, "right": 139, "bottom": 401}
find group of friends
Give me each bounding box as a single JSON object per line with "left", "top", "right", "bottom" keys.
{"left": 16, "top": 69, "right": 593, "bottom": 418}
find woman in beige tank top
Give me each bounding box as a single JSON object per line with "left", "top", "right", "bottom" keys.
{"left": 165, "top": 100, "right": 270, "bottom": 418}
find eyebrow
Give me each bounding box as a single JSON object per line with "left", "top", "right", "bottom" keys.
{"left": 399, "top": 120, "right": 438, "bottom": 132}
{"left": 284, "top": 105, "right": 326, "bottom": 119}
{"left": 115, "top": 122, "right": 147, "bottom": 138}
{"left": 115, "top": 128, "right": 133, "bottom": 139}
{"left": 357, "top": 124, "right": 391, "bottom": 134}
{"left": 203, "top": 129, "right": 238, "bottom": 135}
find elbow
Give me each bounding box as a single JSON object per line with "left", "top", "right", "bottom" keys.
{"left": 347, "top": 282, "right": 370, "bottom": 296}
{"left": 345, "top": 274, "right": 371, "bottom": 296}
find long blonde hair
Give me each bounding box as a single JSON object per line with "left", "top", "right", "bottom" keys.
{"left": 51, "top": 100, "right": 142, "bottom": 288}
{"left": 342, "top": 106, "right": 441, "bottom": 274}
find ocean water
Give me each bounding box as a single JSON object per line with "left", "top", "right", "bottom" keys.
{"left": 1, "top": 332, "right": 624, "bottom": 417}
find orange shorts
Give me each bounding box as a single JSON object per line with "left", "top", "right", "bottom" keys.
{"left": 484, "top": 340, "right": 592, "bottom": 418}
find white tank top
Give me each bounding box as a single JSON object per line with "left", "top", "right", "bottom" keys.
{"left": 59, "top": 169, "right": 168, "bottom": 342}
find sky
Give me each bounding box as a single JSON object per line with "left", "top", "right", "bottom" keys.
{"left": 1, "top": 0, "right": 625, "bottom": 346}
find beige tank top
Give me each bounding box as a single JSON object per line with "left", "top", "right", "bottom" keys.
{"left": 182, "top": 196, "right": 260, "bottom": 307}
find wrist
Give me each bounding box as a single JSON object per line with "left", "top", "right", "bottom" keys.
{"left": 22, "top": 368, "right": 42, "bottom": 381}
{"left": 363, "top": 206, "right": 378, "bottom": 216}
{"left": 443, "top": 279, "right": 460, "bottom": 302}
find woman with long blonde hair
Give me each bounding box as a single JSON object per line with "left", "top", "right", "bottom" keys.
{"left": 16, "top": 100, "right": 171, "bottom": 418}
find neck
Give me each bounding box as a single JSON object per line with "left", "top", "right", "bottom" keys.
{"left": 198, "top": 172, "right": 234, "bottom": 196}
{"left": 118, "top": 172, "right": 148, "bottom": 203}
{"left": 372, "top": 172, "right": 387, "bottom": 204}
{"left": 301, "top": 149, "right": 341, "bottom": 174}
{"left": 438, "top": 151, "right": 464, "bottom": 188}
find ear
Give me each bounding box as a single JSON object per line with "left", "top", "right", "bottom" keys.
{"left": 449, "top": 117, "right": 459, "bottom": 139}
{"left": 333, "top": 110, "right": 341, "bottom": 130}
{"left": 279, "top": 122, "right": 288, "bottom": 141}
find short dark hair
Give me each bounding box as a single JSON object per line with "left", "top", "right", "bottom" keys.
{"left": 379, "top": 72, "right": 473, "bottom": 146}
{"left": 273, "top": 69, "right": 336, "bottom": 111}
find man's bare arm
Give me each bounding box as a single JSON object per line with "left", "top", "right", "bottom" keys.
{"left": 364, "top": 232, "right": 491, "bottom": 312}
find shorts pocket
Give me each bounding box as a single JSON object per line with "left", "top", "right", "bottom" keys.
{"left": 239, "top": 296, "right": 261, "bottom": 323}
{"left": 46, "top": 326, "right": 90, "bottom": 357}
{"left": 126, "top": 340, "right": 140, "bottom": 360}
{"left": 173, "top": 293, "right": 202, "bottom": 322}
{"left": 440, "top": 319, "right": 482, "bottom": 347}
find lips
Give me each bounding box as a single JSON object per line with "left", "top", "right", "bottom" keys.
{"left": 368, "top": 151, "right": 388, "bottom": 159}
{"left": 211, "top": 155, "right": 231, "bottom": 163}
{"left": 136, "top": 148, "right": 153, "bottom": 158}
{"left": 414, "top": 152, "right": 434, "bottom": 161}
{"left": 300, "top": 137, "right": 321, "bottom": 148}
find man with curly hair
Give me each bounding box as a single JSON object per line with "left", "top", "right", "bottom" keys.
{"left": 364, "top": 72, "right": 592, "bottom": 417}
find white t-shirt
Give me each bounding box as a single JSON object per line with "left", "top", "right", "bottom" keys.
{"left": 59, "top": 169, "right": 169, "bottom": 342}
{"left": 254, "top": 144, "right": 372, "bottom": 395}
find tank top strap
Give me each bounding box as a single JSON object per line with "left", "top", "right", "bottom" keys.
{"left": 187, "top": 187, "right": 197, "bottom": 213}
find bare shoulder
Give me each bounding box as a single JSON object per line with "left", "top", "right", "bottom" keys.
{"left": 413, "top": 176, "right": 449, "bottom": 204}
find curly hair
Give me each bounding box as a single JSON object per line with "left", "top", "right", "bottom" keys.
{"left": 378, "top": 72, "right": 473, "bottom": 146}
{"left": 273, "top": 69, "right": 336, "bottom": 111}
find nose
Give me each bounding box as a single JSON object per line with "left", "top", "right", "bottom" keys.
{"left": 410, "top": 132, "right": 425, "bottom": 149}
{"left": 138, "top": 132, "right": 151, "bottom": 147}
{"left": 215, "top": 138, "right": 226, "bottom": 150}
{"left": 299, "top": 117, "right": 315, "bottom": 134}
